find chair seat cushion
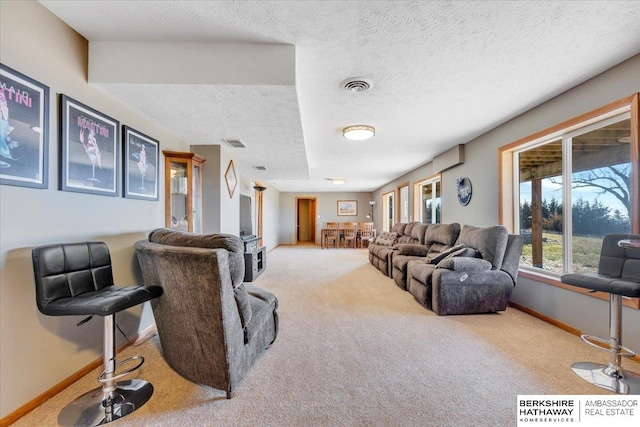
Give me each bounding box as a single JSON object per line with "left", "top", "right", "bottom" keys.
{"left": 561, "top": 273, "right": 640, "bottom": 298}
{"left": 40, "top": 285, "right": 163, "bottom": 316}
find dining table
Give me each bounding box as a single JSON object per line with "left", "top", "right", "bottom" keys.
{"left": 320, "top": 226, "right": 376, "bottom": 249}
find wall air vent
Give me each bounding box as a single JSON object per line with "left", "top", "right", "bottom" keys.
{"left": 253, "top": 165, "right": 267, "bottom": 171}
{"left": 340, "top": 77, "right": 373, "bottom": 93}
{"left": 222, "top": 138, "right": 247, "bottom": 148}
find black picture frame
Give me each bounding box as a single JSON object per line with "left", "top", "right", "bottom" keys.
{"left": 60, "top": 94, "right": 120, "bottom": 196}
{"left": 0, "top": 63, "right": 49, "bottom": 189}
{"left": 123, "top": 125, "right": 160, "bottom": 201}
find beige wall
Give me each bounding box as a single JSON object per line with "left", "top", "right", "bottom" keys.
{"left": 0, "top": 2, "right": 190, "bottom": 417}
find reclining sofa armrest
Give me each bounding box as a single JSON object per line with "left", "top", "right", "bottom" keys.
{"left": 397, "top": 244, "right": 429, "bottom": 257}
{"left": 435, "top": 257, "right": 492, "bottom": 271}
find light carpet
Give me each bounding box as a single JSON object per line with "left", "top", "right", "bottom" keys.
{"left": 14, "top": 246, "right": 633, "bottom": 427}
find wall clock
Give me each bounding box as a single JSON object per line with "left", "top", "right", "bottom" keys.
{"left": 457, "top": 177, "right": 472, "bottom": 206}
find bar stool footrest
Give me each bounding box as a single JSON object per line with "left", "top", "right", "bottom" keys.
{"left": 98, "top": 355, "right": 145, "bottom": 384}
{"left": 580, "top": 334, "right": 636, "bottom": 358}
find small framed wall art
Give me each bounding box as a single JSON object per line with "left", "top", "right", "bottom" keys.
{"left": 457, "top": 177, "right": 472, "bottom": 206}
{"left": 60, "top": 94, "right": 120, "bottom": 196}
{"left": 225, "top": 159, "right": 237, "bottom": 198}
{"left": 123, "top": 125, "right": 160, "bottom": 201}
{"left": 337, "top": 200, "right": 358, "bottom": 216}
{"left": 0, "top": 63, "right": 50, "bottom": 189}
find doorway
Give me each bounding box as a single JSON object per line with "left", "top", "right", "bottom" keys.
{"left": 296, "top": 197, "right": 317, "bottom": 244}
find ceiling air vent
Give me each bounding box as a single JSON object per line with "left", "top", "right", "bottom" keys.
{"left": 253, "top": 165, "right": 267, "bottom": 171}
{"left": 340, "top": 77, "right": 373, "bottom": 93}
{"left": 222, "top": 138, "right": 247, "bottom": 148}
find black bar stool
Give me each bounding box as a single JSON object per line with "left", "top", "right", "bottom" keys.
{"left": 560, "top": 233, "right": 640, "bottom": 394}
{"left": 32, "top": 242, "right": 163, "bottom": 426}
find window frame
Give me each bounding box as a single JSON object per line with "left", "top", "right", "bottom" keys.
{"left": 397, "top": 182, "right": 410, "bottom": 223}
{"left": 382, "top": 190, "right": 395, "bottom": 232}
{"left": 499, "top": 94, "right": 639, "bottom": 309}
{"left": 413, "top": 174, "right": 442, "bottom": 224}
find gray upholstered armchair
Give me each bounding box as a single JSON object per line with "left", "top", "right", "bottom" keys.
{"left": 134, "top": 229, "right": 278, "bottom": 398}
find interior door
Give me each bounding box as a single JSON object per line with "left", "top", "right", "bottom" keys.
{"left": 296, "top": 197, "right": 317, "bottom": 244}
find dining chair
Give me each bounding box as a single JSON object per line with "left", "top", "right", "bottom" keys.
{"left": 359, "top": 222, "right": 375, "bottom": 248}
{"left": 324, "top": 222, "right": 340, "bottom": 248}
{"left": 341, "top": 222, "right": 357, "bottom": 248}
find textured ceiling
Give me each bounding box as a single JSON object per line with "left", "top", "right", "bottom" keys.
{"left": 40, "top": 1, "right": 640, "bottom": 192}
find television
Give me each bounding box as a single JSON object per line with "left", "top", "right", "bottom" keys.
{"left": 239, "top": 194, "right": 254, "bottom": 239}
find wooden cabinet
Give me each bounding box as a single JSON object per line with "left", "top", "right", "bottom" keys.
{"left": 163, "top": 150, "right": 205, "bottom": 233}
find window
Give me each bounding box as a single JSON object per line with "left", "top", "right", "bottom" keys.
{"left": 398, "top": 183, "right": 409, "bottom": 223}
{"left": 382, "top": 190, "right": 395, "bottom": 232}
{"left": 500, "top": 94, "right": 639, "bottom": 308}
{"left": 413, "top": 175, "right": 441, "bottom": 224}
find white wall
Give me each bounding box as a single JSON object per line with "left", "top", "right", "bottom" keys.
{"left": 0, "top": 2, "right": 190, "bottom": 418}
{"left": 278, "top": 192, "right": 375, "bottom": 245}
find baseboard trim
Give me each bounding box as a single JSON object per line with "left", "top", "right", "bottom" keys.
{"left": 508, "top": 301, "right": 640, "bottom": 364}
{"left": 0, "top": 324, "right": 157, "bottom": 427}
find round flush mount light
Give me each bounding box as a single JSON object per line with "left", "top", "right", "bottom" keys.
{"left": 343, "top": 125, "right": 375, "bottom": 141}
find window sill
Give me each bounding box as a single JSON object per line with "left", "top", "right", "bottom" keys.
{"left": 518, "top": 269, "right": 640, "bottom": 310}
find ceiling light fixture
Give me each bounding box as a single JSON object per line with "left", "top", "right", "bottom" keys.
{"left": 343, "top": 125, "right": 375, "bottom": 141}
{"left": 327, "top": 178, "right": 347, "bottom": 185}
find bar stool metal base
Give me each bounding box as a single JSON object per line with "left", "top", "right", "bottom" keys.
{"left": 58, "top": 379, "right": 153, "bottom": 427}
{"left": 572, "top": 362, "right": 640, "bottom": 395}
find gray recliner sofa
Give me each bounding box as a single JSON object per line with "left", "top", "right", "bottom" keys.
{"left": 368, "top": 222, "right": 428, "bottom": 276}
{"left": 406, "top": 224, "right": 524, "bottom": 315}
{"left": 134, "top": 228, "right": 278, "bottom": 398}
{"left": 391, "top": 223, "right": 460, "bottom": 290}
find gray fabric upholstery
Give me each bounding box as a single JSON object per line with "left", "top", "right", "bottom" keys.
{"left": 411, "top": 223, "right": 429, "bottom": 245}
{"left": 391, "top": 222, "right": 407, "bottom": 235}
{"left": 500, "top": 234, "right": 525, "bottom": 284}
{"left": 149, "top": 228, "right": 244, "bottom": 287}
{"left": 436, "top": 257, "right": 492, "bottom": 271}
{"left": 134, "top": 235, "right": 278, "bottom": 396}
{"left": 406, "top": 260, "right": 435, "bottom": 308}
{"left": 369, "top": 222, "right": 407, "bottom": 277}
{"left": 399, "top": 224, "right": 523, "bottom": 315}
{"left": 397, "top": 244, "right": 429, "bottom": 257}
{"left": 425, "top": 223, "right": 461, "bottom": 260}
{"left": 457, "top": 224, "right": 509, "bottom": 269}
{"left": 561, "top": 234, "right": 640, "bottom": 298}
{"left": 148, "top": 228, "right": 253, "bottom": 330}
{"left": 431, "top": 269, "right": 515, "bottom": 315}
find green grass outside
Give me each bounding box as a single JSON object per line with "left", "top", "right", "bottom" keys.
{"left": 521, "top": 232, "right": 602, "bottom": 274}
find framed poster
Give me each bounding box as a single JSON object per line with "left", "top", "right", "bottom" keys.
{"left": 123, "top": 125, "right": 159, "bottom": 200}
{"left": 0, "top": 64, "right": 49, "bottom": 188}
{"left": 225, "top": 160, "right": 237, "bottom": 198}
{"left": 60, "top": 94, "right": 120, "bottom": 196}
{"left": 337, "top": 200, "right": 358, "bottom": 216}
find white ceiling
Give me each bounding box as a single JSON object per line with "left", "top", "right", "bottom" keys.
{"left": 40, "top": 1, "right": 640, "bottom": 192}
